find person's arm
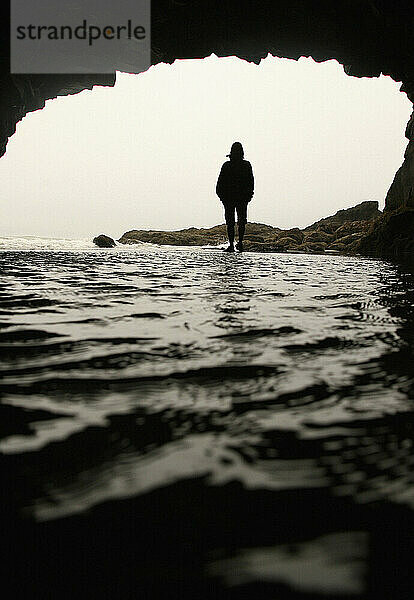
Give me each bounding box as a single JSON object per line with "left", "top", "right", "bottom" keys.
{"left": 247, "top": 162, "right": 254, "bottom": 200}
{"left": 216, "top": 163, "right": 226, "bottom": 199}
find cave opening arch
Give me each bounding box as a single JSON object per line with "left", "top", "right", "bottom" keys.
{"left": 1, "top": 0, "right": 413, "bottom": 225}
{"left": 1, "top": 53, "right": 411, "bottom": 242}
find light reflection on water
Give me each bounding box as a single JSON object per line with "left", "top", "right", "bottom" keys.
{"left": 1, "top": 243, "right": 414, "bottom": 597}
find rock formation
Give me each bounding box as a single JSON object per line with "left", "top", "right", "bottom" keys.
{"left": 304, "top": 200, "right": 381, "bottom": 231}
{"left": 384, "top": 112, "right": 414, "bottom": 213}
{"left": 117, "top": 200, "right": 380, "bottom": 254}
{"left": 119, "top": 223, "right": 278, "bottom": 247}
{"left": 358, "top": 209, "right": 414, "bottom": 257}
{"left": 93, "top": 234, "right": 116, "bottom": 248}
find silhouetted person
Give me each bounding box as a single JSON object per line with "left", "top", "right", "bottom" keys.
{"left": 216, "top": 142, "right": 254, "bottom": 252}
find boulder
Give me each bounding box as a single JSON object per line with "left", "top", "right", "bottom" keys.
{"left": 93, "top": 234, "right": 116, "bottom": 248}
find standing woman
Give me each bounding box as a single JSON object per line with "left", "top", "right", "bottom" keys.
{"left": 216, "top": 142, "right": 254, "bottom": 252}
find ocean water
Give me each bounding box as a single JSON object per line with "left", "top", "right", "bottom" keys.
{"left": 1, "top": 236, "right": 414, "bottom": 598}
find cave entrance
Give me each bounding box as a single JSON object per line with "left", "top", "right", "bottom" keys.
{"left": 0, "top": 54, "right": 411, "bottom": 240}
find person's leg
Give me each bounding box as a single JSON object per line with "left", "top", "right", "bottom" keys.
{"left": 224, "top": 203, "right": 235, "bottom": 250}
{"left": 238, "top": 222, "right": 245, "bottom": 243}
{"left": 227, "top": 223, "right": 235, "bottom": 248}
{"left": 236, "top": 202, "right": 248, "bottom": 250}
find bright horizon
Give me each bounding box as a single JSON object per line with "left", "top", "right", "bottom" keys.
{"left": 0, "top": 54, "right": 411, "bottom": 239}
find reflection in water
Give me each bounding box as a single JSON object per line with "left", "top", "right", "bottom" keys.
{"left": 1, "top": 244, "right": 414, "bottom": 598}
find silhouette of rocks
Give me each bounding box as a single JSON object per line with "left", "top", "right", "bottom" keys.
{"left": 119, "top": 229, "right": 221, "bottom": 246}
{"left": 299, "top": 204, "right": 379, "bottom": 254}
{"left": 117, "top": 201, "right": 381, "bottom": 255}
{"left": 358, "top": 209, "right": 414, "bottom": 257}
{"left": 304, "top": 201, "right": 381, "bottom": 231}
{"left": 384, "top": 115, "right": 414, "bottom": 214}
{"left": 93, "top": 235, "right": 116, "bottom": 248}
{"left": 119, "top": 223, "right": 280, "bottom": 247}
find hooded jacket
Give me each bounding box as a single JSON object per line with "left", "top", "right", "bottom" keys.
{"left": 216, "top": 158, "right": 254, "bottom": 203}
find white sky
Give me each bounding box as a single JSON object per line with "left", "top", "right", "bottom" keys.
{"left": 0, "top": 54, "right": 411, "bottom": 239}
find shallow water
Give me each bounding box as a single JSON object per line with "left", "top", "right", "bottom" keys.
{"left": 1, "top": 240, "right": 414, "bottom": 598}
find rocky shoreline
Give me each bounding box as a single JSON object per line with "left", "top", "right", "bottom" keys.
{"left": 93, "top": 200, "right": 414, "bottom": 258}
{"left": 95, "top": 200, "right": 387, "bottom": 255}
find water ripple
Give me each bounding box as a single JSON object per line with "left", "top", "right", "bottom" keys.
{"left": 2, "top": 244, "right": 414, "bottom": 597}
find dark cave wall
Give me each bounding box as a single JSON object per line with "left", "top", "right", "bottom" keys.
{"left": 0, "top": 73, "right": 116, "bottom": 158}
{"left": 1, "top": 0, "right": 414, "bottom": 214}
{"left": 384, "top": 110, "right": 414, "bottom": 212}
